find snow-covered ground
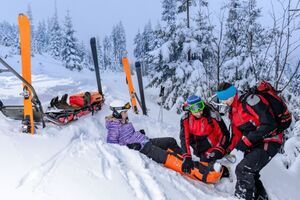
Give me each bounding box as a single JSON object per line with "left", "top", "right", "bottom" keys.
{"left": 0, "top": 52, "right": 299, "bottom": 200}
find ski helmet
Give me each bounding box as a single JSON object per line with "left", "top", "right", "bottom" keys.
{"left": 109, "top": 100, "right": 131, "bottom": 118}
{"left": 186, "top": 95, "right": 205, "bottom": 113}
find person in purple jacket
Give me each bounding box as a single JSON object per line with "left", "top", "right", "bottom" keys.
{"left": 105, "top": 99, "right": 183, "bottom": 164}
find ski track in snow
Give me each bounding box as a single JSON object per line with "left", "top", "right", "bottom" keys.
{"left": 17, "top": 130, "right": 87, "bottom": 191}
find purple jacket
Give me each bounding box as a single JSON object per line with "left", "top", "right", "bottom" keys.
{"left": 105, "top": 116, "right": 149, "bottom": 148}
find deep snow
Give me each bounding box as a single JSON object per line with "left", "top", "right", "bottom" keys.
{"left": 0, "top": 52, "right": 299, "bottom": 200}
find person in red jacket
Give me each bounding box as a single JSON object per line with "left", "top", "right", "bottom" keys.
{"left": 180, "top": 95, "right": 230, "bottom": 174}
{"left": 216, "top": 82, "right": 282, "bottom": 200}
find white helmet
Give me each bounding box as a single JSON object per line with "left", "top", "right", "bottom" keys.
{"left": 109, "top": 100, "right": 131, "bottom": 118}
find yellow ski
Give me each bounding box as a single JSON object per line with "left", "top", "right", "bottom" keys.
{"left": 18, "top": 14, "right": 34, "bottom": 134}
{"left": 122, "top": 57, "right": 138, "bottom": 114}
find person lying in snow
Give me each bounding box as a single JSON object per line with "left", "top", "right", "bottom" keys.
{"left": 105, "top": 99, "right": 229, "bottom": 184}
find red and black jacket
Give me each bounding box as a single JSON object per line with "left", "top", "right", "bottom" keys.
{"left": 180, "top": 106, "right": 230, "bottom": 158}
{"left": 227, "top": 93, "right": 283, "bottom": 152}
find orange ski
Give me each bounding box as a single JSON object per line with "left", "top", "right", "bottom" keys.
{"left": 18, "top": 14, "right": 34, "bottom": 134}
{"left": 122, "top": 57, "right": 138, "bottom": 114}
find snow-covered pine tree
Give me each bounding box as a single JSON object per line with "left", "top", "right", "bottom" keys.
{"left": 96, "top": 36, "right": 104, "bottom": 70}
{"left": 141, "top": 21, "right": 155, "bottom": 74}
{"left": 35, "top": 20, "right": 48, "bottom": 54}
{"left": 111, "top": 22, "right": 127, "bottom": 71}
{"left": 0, "top": 22, "right": 19, "bottom": 55}
{"left": 161, "top": 0, "right": 177, "bottom": 39}
{"left": 48, "top": 7, "right": 62, "bottom": 59}
{"left": 240, "top": 0, "right": 267, "bottom": 83}
{"left": 77, "top": 41, "right": 91, "bottom": 70}
{"left": 133, "top": 29, "right": 143, "bottom": 60}
{"left": 0, "top": 22, "right": 18, "bottom": 50}
{"left": 142, "top": 22, "right": 154, "bottom": 57}
{"left": 147, "top": 0, "right": 213, "bottom": 112}
{"left": 134, "top": 22, "right": 155, "bottom": 74}
{"left": 223, "top": 0, "right": 267, "bottom": 88}
{"left": 27, "top": 4, "right": 35, "bottom": 55}
{"left": 192, "top": 0, "right": 216, "bottom": 95}
{"left": 61, "top": 11, "right": 82, "bottom": 71}
{"left": 103, "top": 35, "right": 114, "bottom": 71}
{"left": 145, "top": 22, "right": 165, "bottom": 72}
{"left": 223, "top": 0, "right": 244, "bottom": 82}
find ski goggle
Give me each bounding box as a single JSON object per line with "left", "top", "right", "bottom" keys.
{"left": 188, "top": 101, "right": 205, "bottom": 113}
{"left": 110, "top": 102, "right": 131, "bottom": 112}
{"left": 122, "top": 102, "right": 131, "bottom": 110}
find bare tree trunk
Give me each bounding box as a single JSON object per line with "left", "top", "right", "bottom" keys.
{"left": 280, "top": 60, "right": 300, "bottom": 92}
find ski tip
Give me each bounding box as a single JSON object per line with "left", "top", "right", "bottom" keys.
{"left": 122, "top": 50, "right": 128, "bottom": 58}
{"left": 90, "top": 37, "right": 96, "bottom": 44}
{"left": 0, "top": 99, "right": 3, "bottom": 109}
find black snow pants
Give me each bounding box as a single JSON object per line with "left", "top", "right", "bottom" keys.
{"left": 235, "top": 142, "right": 281, "bottom": 200}
{"left": 139, "top": 137, "right": 183, "bottom": 164}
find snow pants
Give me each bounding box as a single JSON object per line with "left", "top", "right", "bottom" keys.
{"left": 135, "top": 137, "right": 224, "bottom": 184}
{"left": 139, "top": 137, "right": 183, "bottom": 164}
{"left": 235, "top": 142, "right": 281, "bottom": 200}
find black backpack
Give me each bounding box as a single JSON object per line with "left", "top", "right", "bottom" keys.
{"left": 240, "top": 80, "right": 292, "bottom": 132}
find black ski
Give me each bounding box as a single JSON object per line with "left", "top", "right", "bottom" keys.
{"left": 90, "top": 37, "right": 103, "bottom": 96}
{"left": 135, "top": 62, "right": 147, "bottom": 115}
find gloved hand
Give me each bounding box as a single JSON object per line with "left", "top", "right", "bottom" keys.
{"left": 206, "top": 148, "right": 224, "bottom": 161}
{"left": 139, "top": 129, "right": 146, "bottom": 135}
{"left": 181, "top": 157, "right": 194, "bottom": 174}
{"left": 127, "top": 143, "right": 142, "bottom": 151}
{"left": 236, "top": 140, "right": 249, "bottom": 152}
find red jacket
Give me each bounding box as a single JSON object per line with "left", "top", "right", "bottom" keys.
{"left": 227, "top": 93, "right": 283, "bottom": 152}
{"left": 180, "top": 106, "right": 229, "bottom": 158}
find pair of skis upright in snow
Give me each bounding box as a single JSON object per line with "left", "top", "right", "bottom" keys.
{"left": 122, "top": 58, "right": 147, "bottom": 115}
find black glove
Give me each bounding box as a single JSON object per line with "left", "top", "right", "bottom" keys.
{"left": 127, "top": 143, "right": 142, "bottom": 151}
{"left": 206, "top": 149, "right": 224, "bottom": 161}
{"left": 139, "top": 129, "right": 146, "bottom": 135}
{"left": 182, "top": 157, "right": 194, "bottom": 174}
{"left": 236, "top": 140, "right": 249, "bottom": 152}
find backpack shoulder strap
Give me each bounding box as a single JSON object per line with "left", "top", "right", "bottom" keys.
{"left": 203, "top": 105, "right": 214, "bottom": 127}
{"left": 181, "top": 111, "right": 190, "bottom": 121}
{"left": 206, "top": 103, "right": 222, "bottom": 122}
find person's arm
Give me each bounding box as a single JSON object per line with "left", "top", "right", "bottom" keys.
{"left": 216, "top": 118, "right": 231, "bottom": 151}
{"left": 228, "top": 124, "right": 243, "bottom": 152}
{"left": 119, "top": 122, "right": 148, "bottom": 146}
{"left": 179, "top": 113, "right": 192, "bottom": 158}
{"left": 203, "top": 119, "right": 227, "bottom": 161}
{"left": 106, "top": 120, "right": 120, "bottom": 144}
{"left": 243, "top": 95, "right": 277, "bottom": 145}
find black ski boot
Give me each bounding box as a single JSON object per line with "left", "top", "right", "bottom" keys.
{"left": 221, "top": 165, "right": 230, "bottom": 178}
{"left": 255, "top": 178, "right": 269, "bottom": 200}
